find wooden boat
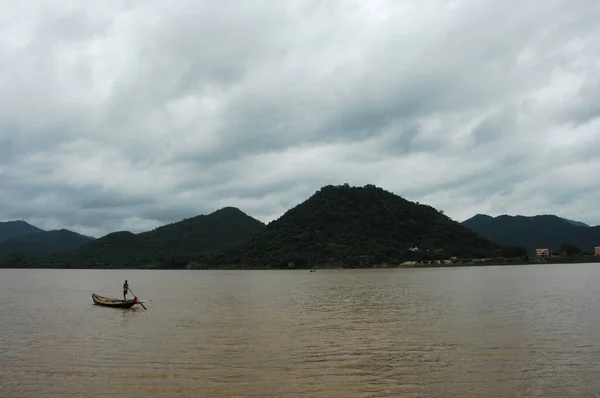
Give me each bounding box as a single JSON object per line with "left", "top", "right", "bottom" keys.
{"left": 92, "top": 293, "right": 139, "bottom": 308}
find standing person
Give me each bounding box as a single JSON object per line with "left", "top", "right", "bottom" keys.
{"left": 123, "top": 280, "right": 129, "bottom": 300}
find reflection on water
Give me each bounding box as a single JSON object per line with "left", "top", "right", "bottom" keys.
{"left": 1, "top": 265, "right": 600, "bottom": 397}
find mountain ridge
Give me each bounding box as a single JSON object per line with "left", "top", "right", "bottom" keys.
{"left": 0, "top": 220, "right": 45, "bottom": 241}
{"left": 3, "top": 190, "right": 599, "bottom": 269}
{"left": 19, "top": 206, "right": 267, "bottom": 268}
{"left": 0, "top": 220, "right": 96, "bottom": 256}
{"left": 0, "top": 229, "right": 96, "bottom": 255}
{"left": 198, "top": 184, "right": 500, "bottom": 268}
{"left": 462, "top": 214, "right": 595, "bottom": 228}
{"left": 461, "top": 213, "right": 600, "bottom": 254}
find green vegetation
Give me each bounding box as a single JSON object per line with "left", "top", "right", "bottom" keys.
{"left": 558, "top": 242, "right": 581, "bottom": 256}
{"left": 0, "top": 220, "right": 95, "bottom": 261}
{"left": 0, "top": 220, "right": 44, "bottom": 240}
{"left": 462, "top": 214, "right": 600, "bottom": 255}
{"left": 0, "top": 229, "right": 94, "bottom": 255}
{"left": 4, "top": 207, "right": 267, "bottom": 269}
{"left": 498, "top": 245, "right": 528, "bottom": 259}
{"left": 197, "top": 184, "right": 500, "bottom": 268}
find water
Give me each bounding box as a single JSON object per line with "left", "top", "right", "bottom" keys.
{"left": 1, "top": 264, "right": 599, "bottom": 397}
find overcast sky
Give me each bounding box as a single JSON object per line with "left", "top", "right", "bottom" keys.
{"left": 1, "top": 0, "right": 599, "bottom": 237}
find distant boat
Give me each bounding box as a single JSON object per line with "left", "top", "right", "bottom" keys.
{"left": 92, "top": 293, "right": 141, "bottom": 309}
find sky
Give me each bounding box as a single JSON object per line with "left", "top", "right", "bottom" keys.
{"left": 1, "top": 0, "right": 600, "bottom": 238}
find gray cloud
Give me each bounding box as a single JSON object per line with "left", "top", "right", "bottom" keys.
{"left": 561, "top": 79, "right": 600, "bottom": 126}
{"left": 1, "top": 0, "right": 600, "bottom": 237}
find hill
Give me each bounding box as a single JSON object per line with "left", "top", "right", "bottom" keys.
{"left": 461, "top": 214, "right": 600, "bottom": 254}
{"left": 20, "top": 207, "right": 266, "bottom": 268}
{"left": 199, "top": 184, "right": 500, "bottom": 268}
{"left": 0, "top": 220, "right": 44, "bottom": 240}
{"left": 563, "top": 218, "right": 590, "bottom": 228}
{"left": 0, "top": 229, "right": 95, "bottom": 255}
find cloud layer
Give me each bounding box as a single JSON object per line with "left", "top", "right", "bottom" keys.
{"left": 1, "top": 0, "right": 600, "bottom": 237}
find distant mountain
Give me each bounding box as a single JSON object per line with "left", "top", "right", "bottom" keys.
{"left": 0, "top": 220, "right": 44, "bottom": 241}
{"left": 0, "top": 229, "right": 95, "bottom": 255}
{"left": 0, "top": 220, "right": 95, "bottom": 256}
{"left": 562, "top": 218, "right": 590, "bottom": 228}
{"left": 461, "top": 214, "right": 600, "bottom": 254}
{"left": 200, "top": 184, "right": 500, "bottom": 269}
{"left": 25, "top": 207, "right": 266, "bottom": 268}
{"left": 459, "top": 214, "right": 494, "bottom": 231}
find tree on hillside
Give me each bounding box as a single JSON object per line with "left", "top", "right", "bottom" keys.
{"left": 499, "top": 245, "right": 528, "bottom": 258}
{"left": 559, "top": 242, "right": 581, "bottom": 256}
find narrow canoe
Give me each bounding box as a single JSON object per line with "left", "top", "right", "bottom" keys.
{"left": 92, "top": 293, "right": 138, "bottom": 308}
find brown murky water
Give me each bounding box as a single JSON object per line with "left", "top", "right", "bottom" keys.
{"left": 1, "top": 265, "right": 600, "bottom": 397}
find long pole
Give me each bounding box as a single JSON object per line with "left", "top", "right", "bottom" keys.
{"left": 128, "top": 288, "right": 147, "bottom": 310}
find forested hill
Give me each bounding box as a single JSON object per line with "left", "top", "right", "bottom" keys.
{"left": 0, "top": 229, "right": 94, "bottom": 255}
{"left": 461, "top": 214, "right": 600, "bottom": 254}
{"left": 0, "top": 220, "right": 94, "bottom": 257}
{"left": 199, "top": 184, "right": 499, "bottom": 268}
{"left": 0, "top": 220, "right": 44, "bottom": 240}
{"left": 2, "top": 207, "right": 266, "bottom": 268}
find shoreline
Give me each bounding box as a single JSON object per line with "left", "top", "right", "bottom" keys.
{"left": 2, "top": 255, "right": 599, "bottom": 270}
